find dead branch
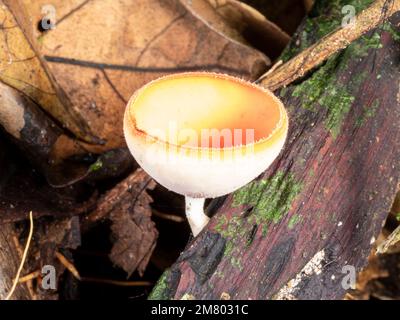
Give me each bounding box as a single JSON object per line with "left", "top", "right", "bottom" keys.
{"left": 260, "top": 0, "right": 400, "bottom": 90}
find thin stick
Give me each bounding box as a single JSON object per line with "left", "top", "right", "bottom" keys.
{"left": 55, "top": 251, "right": 81, "bottom": 280}
{"left": 257, "top": 60, "right": 283, "bottom": 82}
{"left": 12, "top": 236, "right": 37, "bottom": 299}
{"left": 19, "top": 270, "right": 41, "bottom": 283}
{"left": 260, "top": 0, "right": 400, "bottom": 91}
{"left": 56, "top": 252, "right": 152, "bottom": 287}
{"left": 80, "top": 277, "right": 152, "bottom": 287}
{"left": 152, "top": 209, "right": 185, "bottom": 223}
{"left": 303, "top": 0, "right": 314, "bottom": 13}
{"left": 5, "top": 211, "right": 34, "bottom": 300}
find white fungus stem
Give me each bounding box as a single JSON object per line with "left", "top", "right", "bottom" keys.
{"left": 185, "top": 196, "right": 209, "bottom": 236}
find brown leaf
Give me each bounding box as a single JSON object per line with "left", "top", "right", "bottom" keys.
{"left": 22, "top": 0, "right": 270, "bottom": 153}
{"left": 205, "top": 0, "right": 291, "bottom": 59}
{"left": 377, "top": 225, "right": 400, "bottom": 254}
{"left": 346, "top": 230, "right": 399, "bottom": 300}
{"left": 109, "top": 190, "right": 157, "bottom": 277}
{"left": 0, "top": 80, "right": 133, "bottom": 186}
{"left": 0, "top": 0, "right": 97, "bottom": 143}
{"left": 84, "top": 169, "right": 158, "bottom": 277}
{"left": 241, "top": 0, "right": 306, "bottom": 35}
{"left": 38, "top": 216, "right": 82, "bottom": 250}
{"left": 0, "top": 81, "right": 90, "bottom": 186}
{"left": 181, "top": 0, "right": 246, "bottom": 44}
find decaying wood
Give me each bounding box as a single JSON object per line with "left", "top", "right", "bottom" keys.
{"left": 0, "top": 0, "right": 97, "bottom": 143}
{"left": 4, "top": 212, "right": 33, "bottom": 300}
{"left": 22, "top": 0, "right": 270, "bottom": 153}
{"left": 0, "top": 80, "right": 89, "bottom": 187}
{"left": 260, "top": 0, "right": 400, "bottom": 90}
{"left": 83, "top": 169, "right": 153, "bottom": 228}
{"left": 150, "top": 0, "right": 400, "bottom": 300}
{"left": 0, "top": 79, "right": 134, "bottom": 187}
{"left": 83, "top": 168, "right": 158, "bottom": 277}
{"left": 1, "top": 0, "right": 399, "bottom": 300}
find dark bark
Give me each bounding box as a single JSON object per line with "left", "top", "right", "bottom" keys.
{"left": 150, "top": 1, "right": 400, "bottom": 300}
{"left": 0, "top": 223, "right": 32, "bottom": 300}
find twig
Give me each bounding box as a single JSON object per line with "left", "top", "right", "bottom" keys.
{"left": 377, "top": 224, "right": 400, "bottom": 254}
{"left": 303, "top": 0, "right": 314, "bottom": 13}
{"left": 257, "top": 60, "right": 283, "bottom": 82}
{"left": 5, "top": 211, "right": 34, "bottom": 300}
{"left": 80, "top": 277, "right": 152, "bottom": 287}
{"left": 12, "top": 236, "right": 24, "bottom": 257}
{"left": 55, "top": 251, "right": 81, "bottom": 280}
{"left": 56, "top": 251, "right": 152, "bottom": 287}
{"left": 12, "top": 236, "right": 37, "bottom": 299}
{"left": 260, "top": 0, "right": 400, "bottom": 91}
{"left": 19, "top": 270, "right": 41, "bottom": 283}
{"left": 152, "top": 209, "right": 185, "bottom": 223}
{"left": 83, "top": 168, "right": 152, "bottom": 230}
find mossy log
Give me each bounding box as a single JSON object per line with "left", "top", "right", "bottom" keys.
{"left": 150, "top": 0, "right": 400, "bottom": 300}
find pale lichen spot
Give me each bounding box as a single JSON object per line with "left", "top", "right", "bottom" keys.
{"left": 274, "top": 249, "right": 326, "bottom": 300}
{"left": 220, "top": 292, "right": 231, "bottom": 300}
{"left": 397, "top": 81, "right": 400, "bottom": 104}
{"left": 181, "top": 293, "right": 195, "bottom": 300}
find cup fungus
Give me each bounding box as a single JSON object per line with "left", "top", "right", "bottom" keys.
{"left": 124, "top": 72, "right": 288, "bottom": 236}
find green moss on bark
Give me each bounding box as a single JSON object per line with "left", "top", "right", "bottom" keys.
{"left": 382, "top": 22, "right": 400, "bottom": 41}
{"left": 288, "top": 214, "right": 301, "bottom": 229}
{"left": 356, "top": 100, "right": 380, "bottom": 127}
{"left": 233, "top": 171, "right": 302, "bottom": 224}
{"left": 291, "top": 28, "right": 384, "bottom": 138}
{"left": 280, "top": 0, "right": 376, "bottom": 62}
{"left": 148, "top": 270, "right": 170, "bottom": 300}
{"left": 213, "top": 172, "right": 302, "bottom": 268}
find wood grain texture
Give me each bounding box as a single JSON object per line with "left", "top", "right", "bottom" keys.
{"left": 22, "top": 0, "right": 270, "bottom": 152}
{"left": 150, "top": 1, "right": 400, "bottom": 300}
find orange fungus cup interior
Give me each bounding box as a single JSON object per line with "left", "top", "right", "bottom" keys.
{"left": 126, "top": 72, "right": 287, "bottom": 153}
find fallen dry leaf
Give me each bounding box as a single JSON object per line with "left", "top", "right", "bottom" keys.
{"left": 0, "top": 80, "right": 92, "bottom": 187}
{"left": 241, "top": 0, "right": 306, "bottom": 35}
{"left": 181, "top": 0, "right": 246, "bottom": 44}
{"left": 22, "top": 0, "right": 270, "bottom": 153}
{"left": 109, "top": 188, "right": 157, "bottom": 277}
{"left": 204, "top": 0, "right": 291, "bottom": 59}
{"left": 0, "top": 0, "right": 96, "bottom": 143}
{"left": 84, "top": 169, "right": 158, "bottom": 277}
{"left": 378, "top": 192, "right": 400, "bottom": 254}
{"left": 377, "top": 225, "right": 400, "bottom": 254}
{"left": 345, "top": 229, "right": 400, "bottom": 300}
{"left": 0, "top": 80, "right": 130, "bottom": 187}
